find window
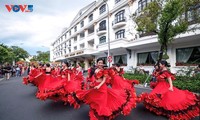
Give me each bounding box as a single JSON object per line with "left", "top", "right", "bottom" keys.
{"left": 69, "top": 30, "right": 71, "bottom": 36}
{"left": 65, "top": 34, "right": 67, "bottom": 39}
{"left": 115, "top": 29, "right": 125, "bottom": 39}
{"left": 80, "top": 21, "right": 84, "bottom": 28}
{"left": 99, "top": 20, "right": 106, "bottom": 30}
{"left": 114, "top": 54, "right": 127, "bottom": 66}
{"left": 186, "top": 4, "right": 200, "bottom": 23}
{"left": 99, "top": 4, "right": 106, "bottom": 14}
{"left": 74, "top": 36, "right": 77, "bottom": 43}
{"left": 88, "top": 14, "right": 93, "bottom": 22}
{"left": 80, "top": 43, "right": 85, "bottom": 49}
{"left": 69, "top": 40, "right": 71, "bottom": 46}
{"left": 138, "top": 0, "right": 153, "bottom": 13}
{"left": 74, "top": 46, "right": 77, "bottom": 51}
{"left": 74, "top": 26, "right": 77, "bottom": 32}
{"left": 80, "top": 32, "right": 85, "bottom": 38}
{"left": 176, "top": 46, "right": 200, "bottom": 65}
{"left": 115, "top": 0, "right": 121, "bottom": 4}
{"left": 99, "top": 36, "right": 106, "bottom": 44}
{"left": 137, "top": 51, "right": 158, "bottom": 65}
{"left": 114, "top": 10, "right": 125, "bottom": 24}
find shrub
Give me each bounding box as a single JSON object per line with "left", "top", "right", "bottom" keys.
{"left": 124, "top": 73, "right": 200, "bottom": 93}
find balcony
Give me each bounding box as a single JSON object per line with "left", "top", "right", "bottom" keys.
{"left": 96, "top": 27, "right": 107, "bottom": 36}
{"left": 112, "top": 17, "right": 126, "bottom": 29}
{"left": 139, "top": 32, "right": 157, "bottom": 38}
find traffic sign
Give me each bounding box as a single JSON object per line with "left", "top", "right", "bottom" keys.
{"left": 107, "top": 56, "right": 112, "bottom": 63}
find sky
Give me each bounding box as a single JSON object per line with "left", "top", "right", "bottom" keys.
{"left": 0, "top": 0, "right": 93, "bottom": 55}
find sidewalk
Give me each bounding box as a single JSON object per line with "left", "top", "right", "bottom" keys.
{"left": 134, "top": 84, "right": 151, "bottom": 90}
{"left": 0, "top": 77, "right": 4, "bottom": 82}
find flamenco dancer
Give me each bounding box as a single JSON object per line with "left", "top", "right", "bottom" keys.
{"left": 22, "top": 63, "right": 44, "bottom": 86}
{"left": 61, "top": 61, "right": 84, "bottom": 108}
{"left": 74, "top": 63, "right": 85, "bottom": 89}
{"left": 76, "top": 58, "right": 134, "bottom": 120}
{"left": 108, "top": 63, "right": 139, "bottom": 115}
{"left": 36, "top": 62, "right": 66, "bottom": 101}
{"left": 138, "top": 60, "right": 199, "bottom": 120}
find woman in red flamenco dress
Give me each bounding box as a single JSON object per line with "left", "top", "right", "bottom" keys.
{"left": 76, "top": 58, "right": 132, "bottom": 120}
{"left": 138, "top": 60, "right": 199, "bottom": 120}
{"left": 22, "top": 63, "right": 44, "bottom": 86}
{"left": 108, "top": 63, "right": 139, "bottom": 115}
{"left": 86, "top": 65, "right": 96, "bottom": 89}
{"left": 61, "top": 62, "right": 85, "bottom": 109}
{"left": 74, "top": 63, "right": 85, "bottom": 89}
{"left": 36, "top": 63, "right": 66, "bottom": 101}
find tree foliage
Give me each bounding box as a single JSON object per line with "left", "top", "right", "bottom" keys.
{"left": 30, "top": 51, "right": 50, "bottom": 63}
{"left": 132, "top": 0, "right": 200, "bottom": 61}
{"left": 11, "top": 46, "right": 29, "bottom": 62}
{"left": 0, "top": 44, "right": 29, "bottom": 64}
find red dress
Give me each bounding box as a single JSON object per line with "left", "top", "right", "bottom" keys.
{"left": 76, "top": 68, "right": 130, "bottom": 120}
{"left": 22, "top": 67, "right": 43, "bottom": 86}
{"left": 62, "top": 69, "right": 84, "bottom": 108}
{"left": 36, "top": 69, "right": 67, "bottom": 101}
{"left": 139, "top": 70, "right": 199, "bottom": 120}
{"left": 108, "top": 68, "right": 138, "bottom": 115}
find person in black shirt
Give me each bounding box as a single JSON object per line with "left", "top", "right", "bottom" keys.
{"left": 4, "top": 64, "right": 12, "bottom": 80}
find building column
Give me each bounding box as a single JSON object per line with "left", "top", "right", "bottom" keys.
{"left": 132, "top": 50, "right": 137, "bottom": 68}
{"left": 84, "top": 59, "right": 89, "bottom": 70}
{"left": 168, "top": 44, "right": 176, "bottom": 73}
{"left": 126, "top": 49, "right": 133, "bottom": 67}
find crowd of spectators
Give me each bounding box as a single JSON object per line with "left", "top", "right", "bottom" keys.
{"left": 0, "top": 64, "right": 26, "bottom": 80}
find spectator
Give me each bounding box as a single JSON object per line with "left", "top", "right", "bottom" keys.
{"left": 16, "top": 65, "right": 21, "bottom": 77}
{"left": 4, "top": 64, "right": 12, "bottom": 80}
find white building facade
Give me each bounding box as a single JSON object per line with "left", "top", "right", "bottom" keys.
{"left": 50, "top": 0, "right": 200, "bottom": 73}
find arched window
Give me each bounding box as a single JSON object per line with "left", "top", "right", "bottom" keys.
{"left": 88, "top": 14, "right": 93, "bottom": 22}
{"left": 99, "top": 36, "right": 106, "bottom": 44}
{"left": 138, "top": 0, "right": 153, "bottom": 12}
{"left": 99, "top": 4, "right": 106, "bottom": 14}
{"left": 115, "top": 29, "right": 125, "bottom": 39}
{"left": 115, "top": 10, "right": 125, "bottom": 23}
{"left": 99, "top": 20, "right": 106, "bottom": 30}
{"left": 80, "top": 21, "right": 84, "bottom": 28}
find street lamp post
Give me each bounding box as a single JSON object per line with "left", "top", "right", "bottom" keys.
{"left": 103, "top": 0, "right": 111, "bottom": 67}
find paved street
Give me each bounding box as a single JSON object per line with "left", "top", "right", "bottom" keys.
{"left": 0, "top": 76, "right": 199, "bottom": 120}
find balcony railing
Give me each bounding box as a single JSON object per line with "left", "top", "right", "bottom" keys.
{"left": 96, "top": 27, "right": 107, "bottom": 32}
{"left": 112, "top": 17, "right": 126, "bottom": 26}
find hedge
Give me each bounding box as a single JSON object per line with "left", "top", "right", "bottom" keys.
{"left": 124, "top": 73, "right": 200, "bottom": 93}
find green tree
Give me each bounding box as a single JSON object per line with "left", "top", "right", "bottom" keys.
{"left": 37, "top": 51, "right": 50, "bottom": 62}
{"left": 0, "top": 44, "right": 14, "bottom": 64}
{"left": 0, "top": 44, "right": 29, "bottom": 64}
{"left": 30, "top": 51, "right": 50, "bottom": 63}
{"left": 132, "top": 0, "right": 200, "bottom": 62}
{"left": 10, "top": 46, "right": 29, "bottom": 62}
{"left": 0, "top": 46, "right": 9, "bottom": 64}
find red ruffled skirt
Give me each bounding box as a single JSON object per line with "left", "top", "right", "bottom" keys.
{"left": 76, "top": 81, "right": 131, "bottom": 120}
{"left": 111, "top": 75, "right": 138, "bottom": 114}
{"left": 62, "top": 80, "right": 83, "bottom": 109}
{"left": 22, "top": 70, "right": 41, "bottom": 86}
{"left": 138, "top": 81, "right": 199, "bottom": 120}
{"left": 36, "top": 75, "right": 66, "bottom": 101}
